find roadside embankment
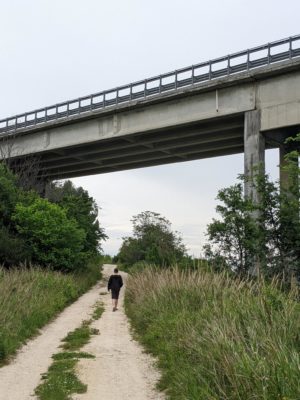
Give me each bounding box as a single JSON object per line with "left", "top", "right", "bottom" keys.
{"left": 125, "top": 267, "right": 300, "bottom": 400}
{"left": 0, "top": 261, "right": 101, "bottom": 365}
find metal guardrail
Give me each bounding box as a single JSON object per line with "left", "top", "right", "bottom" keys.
{"left": 1, "top": 34, "right": 300, "bottom": 135}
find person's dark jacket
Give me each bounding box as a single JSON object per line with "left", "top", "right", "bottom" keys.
{"left": 108, "top": 274, "right": 123, "bottom": 292}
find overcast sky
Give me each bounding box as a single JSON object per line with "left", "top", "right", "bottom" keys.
{"left": 1, "top": 0, "right": 299, "bottom": 255}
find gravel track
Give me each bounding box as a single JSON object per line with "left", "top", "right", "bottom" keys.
{"left": 0, "top": 265, "right": 164, "bottom": 400}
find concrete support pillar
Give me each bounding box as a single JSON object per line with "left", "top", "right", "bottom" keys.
{"left": 244, "top": 110, "right": 265, "bottom": 276}
{"left": 244, "top": 110, "right": 265, "bottom": 202}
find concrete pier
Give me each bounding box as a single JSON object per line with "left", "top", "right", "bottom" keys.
{"left": 244, "top": 110, "right": 265, "bottom": 203}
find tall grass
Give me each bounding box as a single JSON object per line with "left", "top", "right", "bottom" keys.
{"left": 0, "top": 261, "right": 101, "bottom": 365}
{"left": 125, "top": 267, "right": 300, "bottom": 400}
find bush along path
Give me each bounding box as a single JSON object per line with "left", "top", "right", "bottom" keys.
{"left": 0, "top": 276, "right": 103, "bottom": 400}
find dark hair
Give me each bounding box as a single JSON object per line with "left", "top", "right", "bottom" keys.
{"left": 114, "top": 268, "right": 119, "bottom": 273}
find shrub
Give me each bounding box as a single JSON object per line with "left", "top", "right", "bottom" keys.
{"left": 13, "top": 198, "right": 86, "bottom": 271}
{"left": 0, "top": 163, "right": 19, "bottom": 227}
{"left": 0, "top": 226, "right": 29, "bottom": 266}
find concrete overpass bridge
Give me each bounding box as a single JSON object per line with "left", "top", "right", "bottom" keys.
{"left": 1, "top": 34, "right": 300, "bottom": 198}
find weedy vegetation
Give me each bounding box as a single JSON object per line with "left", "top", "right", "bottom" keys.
{"left": 61, "top": 320, "right": 99, "bottom": 351}
{"left": 0, "top": 262, "right": 102, "bottom": 366}
{"left": 35, "top": 350, "right": 95, "bottom": 400}
{"left": 125, "top": 267, "right": 300, "bottom": 400}
{"left": 92, "top": 301, "right": 105, "bottom": 320}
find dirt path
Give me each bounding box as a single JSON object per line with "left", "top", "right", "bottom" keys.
{"left": 0, "top": 276, "right": 103, "bottom": 400}
{"left": 0, "top": 265, "right": 164, "bottom": 400}
{"left": 73, "top": 264, "right": 165, "bottom": 400}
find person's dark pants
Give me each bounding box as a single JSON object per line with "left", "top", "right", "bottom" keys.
{"left": 111, "top": 289, "right": 120, "bottom": 299}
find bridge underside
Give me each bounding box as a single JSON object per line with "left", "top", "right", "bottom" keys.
{"left": 9, "top": 114, "right": 280, "bottom": 181}
{"left": 2, "top": 57, "right": 300, "bottom": 182}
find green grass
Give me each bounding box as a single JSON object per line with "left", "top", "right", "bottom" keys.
{"left": 0, "top": 260, "right": 102, "bottom": 365}
{"left": 92, "top": 301, "right": 104, "bottom": 320}
{"left": 125, "top": 267, "right": 300, "bottom": 400}
{"left": 61, "top": 320, "right": 99, "bottom": 351}
{"left": 35, "top": 353, "right": 92, "bottom": 400}
{"left": 36, "top": 301, "right": 101, "bottom": 400}
{"left": 52, "top": 351, "right": 95, "bottom": 360}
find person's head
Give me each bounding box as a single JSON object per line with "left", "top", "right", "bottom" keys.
{"left": 114, "top": 268, "right": 119, "bottom": 274}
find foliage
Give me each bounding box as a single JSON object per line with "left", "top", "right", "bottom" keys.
{"left": 205, "top": 134, "right": 300, "bottom": 280}
{"left": 0, "top": 226, "right": 29, "bottom": 266}
{"left": 118, "top": 211, "right": 186, "bottom": 268}
{"left": 0, "top": 163, "right": 106, "bottom": 270}
{"left": 204, "top": 182, "right": 259, "bottom": 274}
{"left": 13, "top": 198, "right": 86, "bottom": 271}
{"left": 101, "top": 254, "right": 113, "bottom": 263}
{"left": 125, "top": 266, "right": 300, "bottom": 400}
{"left": 0, "top": 164, "right": 19, "bottom": 228}
{"left": 0, "top": 261, "right": 101, "bottom": 365}
{"left": 46, "top": 181, "right": 107, "bottom": 255}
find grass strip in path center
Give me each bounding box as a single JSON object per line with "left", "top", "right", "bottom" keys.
{"left": 35, "top": 299, "right": 104, "bottom": 400}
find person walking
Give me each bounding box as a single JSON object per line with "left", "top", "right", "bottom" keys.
{"left": 107, "top": 267, "right": 123, "bottom": 312}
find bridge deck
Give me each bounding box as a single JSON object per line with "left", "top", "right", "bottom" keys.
{"left": 1, "top": 34, "right": 300, "bottom": 136}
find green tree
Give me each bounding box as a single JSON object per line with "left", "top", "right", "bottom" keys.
{"left": 0, "top": 164, "right": 19, "bottom": 228}
{"left": 0, "top": 164, "right": 31, "bottom": 265}
{"left": 204, "top": 182, "right": 259, "bottom": 274}
{"left": 13, "top": 198, "right": 86, "bottom": 271}
{"left": 118, "top": 211, "right": 186, "bottom": 267}
{"left": 205, "top": 134, "right": 300, "bottom": 280}
{"left": 46, "top": 181, "right": 106, "bottom": 255}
